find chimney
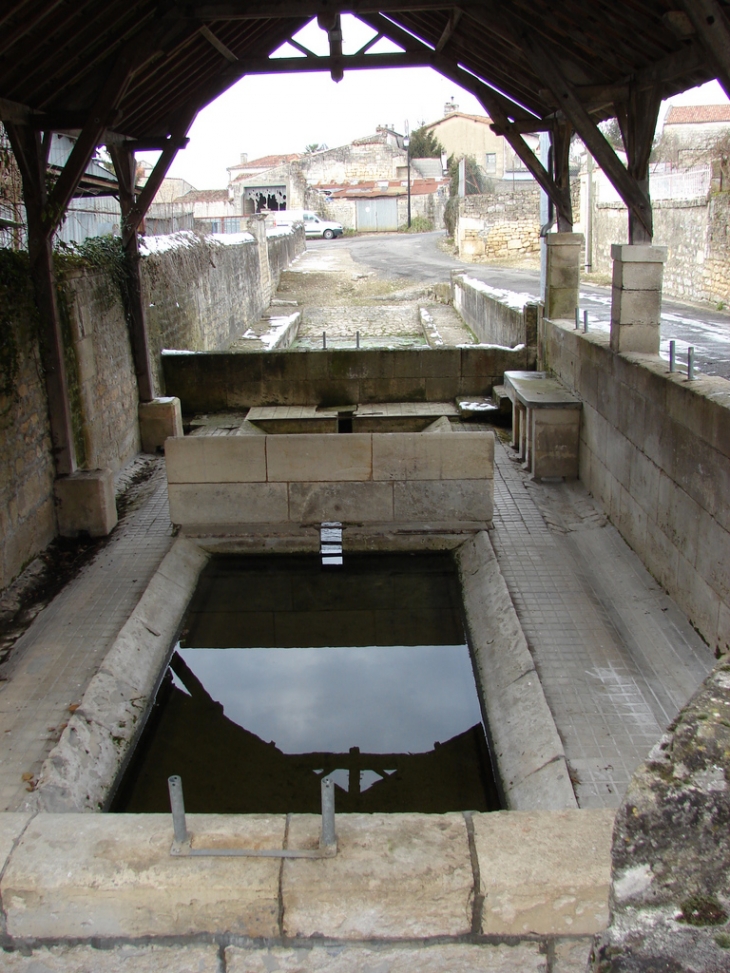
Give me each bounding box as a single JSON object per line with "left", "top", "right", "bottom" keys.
{"left": 444, "top": 99, "right": 458, "bottom": 116}
{"left": 240, "top": 152, "right": 248, "bottom": 164}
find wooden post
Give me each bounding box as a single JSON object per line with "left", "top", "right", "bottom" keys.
{"left": 5, "top": 122, "right": 77, "bottom": 476}
{"left": 109, "top": 144, "right": 155, "bottom": 402}
{"left": 552, "top": 120, "right": 573, "bottom": 232}
{"left": 617, "top": 84, "right": 662, "bottom": 245}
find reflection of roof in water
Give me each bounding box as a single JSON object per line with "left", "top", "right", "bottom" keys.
{"left": 115, "top": 652, "right": 499, "bottom": 815}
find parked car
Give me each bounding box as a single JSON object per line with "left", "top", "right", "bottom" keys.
{"left": 267, "top": 209, "right": 344, "bottom": 239}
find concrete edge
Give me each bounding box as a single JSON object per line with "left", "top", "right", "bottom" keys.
{"left": 456, "top": 531, "right": 578, "bottom": 810}
{"left": 31, "top": 539, "right": 210, "bottom": 813}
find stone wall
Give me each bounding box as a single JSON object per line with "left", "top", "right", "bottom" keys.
{"left": 452, "top": 273, "right": 538, "bottom": 363}
{"left": 592, "top": 191, "right": 730, "bottom": 307}
{"left": 544, "top": 318, "right": 730, "bottom": 656}
{"left": 0, "top": 253, "right": 55, "bottom": 590}
{"left": 456, "top": 184, "right": 540, "bottom": 262}
{"left": 166, "top": 431, "right": 494, "bottom": 534}
{"left": 267, "top": 224, "right": 305, "bottom": 281}
{"left": 1, "top": 229, "right": 304, "bottom": 592}
{"left": 162, "top": 346, "right": 533, "bottom": 413}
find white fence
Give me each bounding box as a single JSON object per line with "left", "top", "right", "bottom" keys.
{"left": 596, "top": 165, "right": 711, "bottom": 204}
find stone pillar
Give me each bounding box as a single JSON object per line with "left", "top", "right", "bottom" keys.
{"left": 138, "top": 396, "right": 183, "bottom": 453}
{"left": 246, "top": 213, "right": 272, "bottom": 307}
{"left": 54, "top": 469, "right": 117, "bottom": 537}
{"left": 544, "top": 233, "right": 584, "bottom": 321}
{"left": 610, "top": 244, "right": 667, "bottom": 355}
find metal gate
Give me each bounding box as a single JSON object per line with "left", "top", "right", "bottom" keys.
{"left": 356, "top": 197, "right": 398, "bottom": 232}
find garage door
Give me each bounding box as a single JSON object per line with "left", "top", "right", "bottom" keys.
{"left": 356, "top": 197, "right": 398, "bottom": 232}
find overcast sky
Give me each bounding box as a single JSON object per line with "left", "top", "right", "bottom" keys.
{"left": 138, "top": 14, "right": 730, "bottom": 190}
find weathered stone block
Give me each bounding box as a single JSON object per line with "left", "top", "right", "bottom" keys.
{"left": 54, "top": 469, "right": 117, "bottom": 537}
{"left": 610, "top": 287, "right": 663, "bottom": 329}
{"left": 1, "top": 813, "right": 283, "bottom": 939}
{"left": 168, "top": 482, "right": 289, "bottom": 526}
{"left": 372, "top": 432, "right": 493, "bottom": 481}
{"left": 0, "top": 944, "right": 222, "bottom": 973}
{"left": 473, "top": 809, "right": 614, "bottom": 936}
{"left": 138, "top": 396, "right": 183, "bottom": 453}
{"left": 288, "top": 481, "right": 393, "bottom": 523}
{"left": 165, "top": 435, "right": 267, "bottom": 483}
{"left": 282, "top": 813, "right": 473, "bottom": 938}
{"left": 266, "top": 433, "right": 372, "bottom": 482}
{"left": 226, "top": 943, "right": 545, "bottom": 973}
{"left": 393, "top": 480, "right": 492, "bottom": 523}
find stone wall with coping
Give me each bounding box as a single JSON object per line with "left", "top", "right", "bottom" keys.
{"left": 452, "top": 273, "right": 538, "bottom": 364}
{"left": 165, "top": 431, "right": 494, "bottom": 534}
{"left": 162, "top": 346, "right": 530, "bottom": 413}
{"left": 543, "top": 317, "right": 730, "bottom": 656}
{"left": 267, "top": 224, "right": 305, "bottom": 282}
{"left": 592, "top": 193, "right": 730, "bottom": 306}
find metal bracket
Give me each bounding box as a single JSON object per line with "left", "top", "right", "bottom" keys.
{"left": 167, "top": 775, "right": 338, "bottom": 858}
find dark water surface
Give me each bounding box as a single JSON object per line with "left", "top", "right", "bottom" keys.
{"left": 113, "top": 553, "right": 501, "bottom": 813}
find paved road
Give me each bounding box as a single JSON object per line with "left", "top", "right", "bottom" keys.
{"left": 309, "top": 232, "right": 730, "bottom": 379}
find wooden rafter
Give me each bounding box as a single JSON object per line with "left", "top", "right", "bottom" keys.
{"left": 679, "top": 0, "right": 730, "bottom": 99}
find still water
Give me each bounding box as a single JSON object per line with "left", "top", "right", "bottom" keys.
{"left": 112, "top": 553, "right": 500, "bottom": 813}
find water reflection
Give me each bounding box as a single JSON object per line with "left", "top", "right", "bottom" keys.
{"left": 112, "top": 553, "right": 501, "bottom": 814}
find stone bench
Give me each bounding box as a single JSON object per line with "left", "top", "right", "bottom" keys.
{"left": 504, "top": 371, "right": 582, "bottom": 480}
{"left": 165, "top": 431, "right": 494, "bottom": 534}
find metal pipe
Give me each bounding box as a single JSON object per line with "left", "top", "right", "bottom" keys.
{"left": 575, "top": 307, "right": 580, "bottom": 330}
{"left": 583, "top": 309, "right": 589, "bottom": 333}
{"left": 322, "top": 331, "right": 327, "bottom": 350}
{"left": 168, "top": 775, "right": 189, "bottom": 845}
{"left": 320, "top": 776, "right": 336, "bottom": 850}
{"left": 669, "top": 339, "right": 675, "bottom": 372}
{"left": 356, "top": 330, "right": 360, "bottom": 349}
{"left": 688, "top": 346, "right": 695, "bottom": 381}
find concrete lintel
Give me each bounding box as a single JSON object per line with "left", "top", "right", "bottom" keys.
{"left": 138, "top": 396, "right": 183, "bottom": 453}
{"left": 53, "top": 469, "right": 117, "bottom": 538}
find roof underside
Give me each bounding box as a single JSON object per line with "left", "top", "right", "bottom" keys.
{"left": 0, "top": 1, "right": 724, "bottom": 143}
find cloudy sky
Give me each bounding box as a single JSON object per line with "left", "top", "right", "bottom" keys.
{"left": 138, "top": 14, "right": 729, "bottom": 190}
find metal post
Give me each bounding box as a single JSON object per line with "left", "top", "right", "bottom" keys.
{"left": 322, "top": 331, "right": 327, "bottom": 350}
{"left": 320, "top": 776, "right": 336, "bottom": 850}
{"left": 356, "top": 331, "right": 360, "bottom": 349}
{"left": 575, "top": 307, "right": 580, "bottom": 330}
{"left": 669, "top": 339, "right": 675, "bottom": 372}
{"left": 687, "top": 346, "right": 695, "bottom": 381}
{"left": 168, "top": 775, "right": 189, "bottom": 845}
{"left": 583, "top": 309, "right": 589, "bottom": 333}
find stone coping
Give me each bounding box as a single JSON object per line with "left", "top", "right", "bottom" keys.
{"left": 0, "top": 809, "right": 614, "bottom": 943}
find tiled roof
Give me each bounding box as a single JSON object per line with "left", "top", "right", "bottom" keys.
{"left": 424, "top": 111, "right": 492, "bottom": 128}
{"left": 313, "top": 178, "right": 445, "bottom": 198}
{"left": 664, "top": 104, "right": 730, "bottom": 125}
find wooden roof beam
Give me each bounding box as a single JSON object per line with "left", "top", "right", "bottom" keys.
{"left": 236, "top": 51, "right": 432, "bottom": 73}
{"left": 679, "top": 0, "right": 730, "bottom": 99}
{"left": 193, "top": 1, "right": 474, "bottom": 19}
{"left": 515, "top": 24, "right": 653, "bottom": 240}
{"left": 435, "top": 8, "right": 462, "bottom": 54}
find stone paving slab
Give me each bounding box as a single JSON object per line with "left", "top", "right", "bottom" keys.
{"left": 553, "top": 937, "right": 594, "bottom": 972}
{"left": 282, "top": 813, "right": 474, "bottom": 939}
{"left": 473, "top": 809, "right": 614, "bottom": 937}
{"left": 0, "top": 944, "right": 221, "bottom": 972}
{"left": 225, "top": 943, "right": 546, "bottom": 972}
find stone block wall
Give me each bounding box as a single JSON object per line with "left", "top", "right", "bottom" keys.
{"left": 162, "top": 346, "right": 532, "bottom": 413}
{"left": 165, "top": 431, "right": 495, "bottom": 533}
{"left": 456, "top": 185, "right": 540, "bottom": 262}
{"left": 592, "top": 192, "right": 730, "bottom": 307}
{"left": 544, "top": 318, "right": 730, "bottom": 656}
{"left": 267, "top": 224, "right": 305, "bottom": 282}
{"left": 452, "top": 273, "right": 538, "bottom": 364}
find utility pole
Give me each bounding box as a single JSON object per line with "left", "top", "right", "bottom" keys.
{"left": 404, "top": 120, "right": 411, "bottom": 228}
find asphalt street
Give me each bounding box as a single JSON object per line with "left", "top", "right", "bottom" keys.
{"left": 309, "top": 231, "right": 730, "bottom": 379}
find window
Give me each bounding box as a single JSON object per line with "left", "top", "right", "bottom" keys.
{"left": 485, "top": 153, "right": 497, "bottom": 173}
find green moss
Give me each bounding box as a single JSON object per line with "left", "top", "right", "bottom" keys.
{"left": 54, "top": 284, "right": 87, "bottom": 467}
{"left": 0, "top": 249, "right": 38, "bottom": 405}
{"left": 678, "top": 894, "right": 728, "bottom": 927}
{"left": 715, "top": 932, "right": 730, "bottom": 949}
